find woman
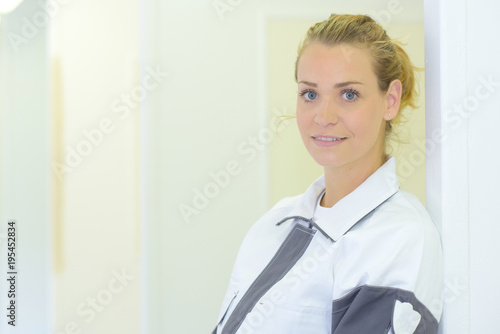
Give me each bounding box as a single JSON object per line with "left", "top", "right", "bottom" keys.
{"left": 214, "top": 14, "right": 443, "bottom": 334}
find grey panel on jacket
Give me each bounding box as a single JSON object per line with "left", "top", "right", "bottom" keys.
{"left": 331, "top": 285, "right": 438, "bottom": 334}
{"left": 220, "top": 223, "right": 316, "bottom": 334}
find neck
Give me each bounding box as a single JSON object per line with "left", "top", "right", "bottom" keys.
{"left": 320, "top": 153, "right": 387, "bottom": 208}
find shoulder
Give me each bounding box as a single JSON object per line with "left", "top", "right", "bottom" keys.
{"left": 333, "top": 189, "right": 443, "bottom": 320}
{"left": 336, "top": 188, "right": 443, "bottom": 286}
{"left": 268, "top": 194, "right": 302, "bottom": 212}
{"left": 359, "top": 189, "right": 440, "bottom": 243}
{"left": 246, "top": 194, "right": 302, "bottom": 233}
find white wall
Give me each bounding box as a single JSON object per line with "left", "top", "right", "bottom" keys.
{"left": 2, "top": 0, "right": 143, "bottom": 333}
{"left": 425, "top": 0, "right": 500, "bottom": 332}
{"left": 50, "top": 0, "right": 142, "bottom": 333}
{"left": 0, "top": 0, "right": 51, "bottom": 332}
{"left": 466, "top": 1, "right": 500, "bottom": 332}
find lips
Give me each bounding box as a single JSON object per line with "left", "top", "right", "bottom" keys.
{"left": 312, "top": 136, "right": 346, "bottom": 141}
{"left": 311, "top": 135, "right": 347, "bottom": 147}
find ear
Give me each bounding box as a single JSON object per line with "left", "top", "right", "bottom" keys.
{"left": 384, "top": 79, "right": 402, "bottom": 121}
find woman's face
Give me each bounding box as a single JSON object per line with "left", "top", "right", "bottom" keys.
{"left": 296, "top": 42, "right": 398, "bottom": 172}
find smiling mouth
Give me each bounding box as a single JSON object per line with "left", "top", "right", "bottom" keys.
{"left": 312, "top": 136, "right": 347, "bottom": 141}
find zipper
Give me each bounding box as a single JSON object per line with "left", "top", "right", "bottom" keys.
{"left": 217, "top": 291, "right": 239, "bottom": 329}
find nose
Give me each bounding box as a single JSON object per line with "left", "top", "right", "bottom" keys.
{"left": 314, "top": 98, "right": 338, "bottom": 127}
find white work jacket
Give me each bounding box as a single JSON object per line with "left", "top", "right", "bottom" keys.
{"left": 214, "top": 157, "right": 443, "bottom": 334}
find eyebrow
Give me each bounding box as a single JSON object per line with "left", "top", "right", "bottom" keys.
{"left": 298, "top": 80, "right": 363, "bottom": 88}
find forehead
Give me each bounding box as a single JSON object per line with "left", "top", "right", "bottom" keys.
{"left": 297, "top": 43, "right": 377, "bottom": 84}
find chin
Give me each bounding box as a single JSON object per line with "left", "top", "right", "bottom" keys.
{"left": 311, "top": 156, "right": 346, "bottom": 168}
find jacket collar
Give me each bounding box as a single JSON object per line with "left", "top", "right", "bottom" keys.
{"left": 276, "top": 157, "right": 400, "bottom": 242}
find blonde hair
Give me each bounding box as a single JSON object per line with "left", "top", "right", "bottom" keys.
{"left": 294, "top": 14, "right": 419, "bottom": 139}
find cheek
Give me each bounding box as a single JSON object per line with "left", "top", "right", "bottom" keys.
{"left": 348, "top": 110, "right": 382, "bottom": 140}
{"left": 295, "top": 108, "right": 309, "bottom": 134}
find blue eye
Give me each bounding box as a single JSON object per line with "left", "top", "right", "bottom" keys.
{"left": 306, "top": 91, "right": 317, "bottom": 100}
{"left": 342, "top": 89, "right": 358, "bottom": 101}
{"left": 299, "top": 90, "right": 318, "bottom": 101}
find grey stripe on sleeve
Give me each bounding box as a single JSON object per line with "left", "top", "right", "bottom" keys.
{"left": 331, "top": 285, "right": 439, "bottom": 334}
{"left": 221, "top": 223, "right": 316, "bottom": 334}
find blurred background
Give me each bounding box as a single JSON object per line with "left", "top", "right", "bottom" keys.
{"left": 2, "top": 0, "right": 496, "bottom": 333}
